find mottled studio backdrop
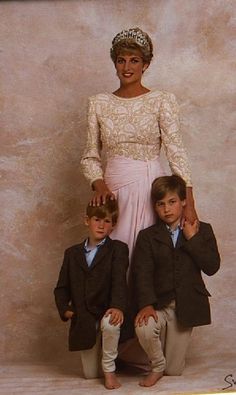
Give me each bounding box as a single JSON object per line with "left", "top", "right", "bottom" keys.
{"left": 1, "top": 0, "right": 235, "bottom": 368}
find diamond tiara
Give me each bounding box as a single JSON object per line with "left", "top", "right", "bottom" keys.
{"left": 112, "top": 28, "right": 150, "bottom": 51}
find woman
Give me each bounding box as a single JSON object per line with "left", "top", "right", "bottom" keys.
{"left": 81, "top": 27, "right": 198, "bottom": 257}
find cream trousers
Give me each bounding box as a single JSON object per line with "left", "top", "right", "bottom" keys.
{"left": 135, "top": 301, "right": 192, "bottom": 375}
{"left": 80, "top": 315, "right": 120, "bottom": 378}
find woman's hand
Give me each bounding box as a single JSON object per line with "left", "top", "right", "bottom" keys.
{"left": 181, "top": 186, "right": 199, "bottom": 227}
{"left": 135, "top": 305, "right": 158, "bottom": 327}
{"left": 91, "top": 179, "right": 115, "bottom": 206}
{"left": 104, "top": 308, "right": 124, "bottom": 326}
{"left": 182, "top": 203, "right": 198, "bottom": 225}
{"left": 183, "top": 219, "right": 199, "bottom": 240}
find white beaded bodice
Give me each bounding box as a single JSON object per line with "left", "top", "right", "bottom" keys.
{"left": 81, "top": 90, "right": 192, "bottom": 186}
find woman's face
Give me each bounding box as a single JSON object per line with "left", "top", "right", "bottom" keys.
{"left": 115, "top": 49, "right": 149, "bottom": 86}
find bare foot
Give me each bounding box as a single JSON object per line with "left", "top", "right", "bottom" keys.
{"left": 104, "top": 372, "right": 121, "bottom": 390}
{"left": 139, "top": 371, "right": 163, "bottom": 387}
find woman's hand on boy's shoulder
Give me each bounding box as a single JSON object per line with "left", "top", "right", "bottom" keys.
{"left": 135, "top": 305, "right": 158, "bottom": 327}
{"left": 183, "top": 219, "right": 199, "bottom": 240}
{"left": 104, "top": 308, "right": 124, "bottom": 326}
{"left": 181, "top": 202, "right": 199, "bottom": 227}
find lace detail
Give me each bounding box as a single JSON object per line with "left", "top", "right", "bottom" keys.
{"left": 81, "top": 90, "right": 192, "bottom": 186}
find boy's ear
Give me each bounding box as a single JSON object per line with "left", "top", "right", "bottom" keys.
{"left": 181, "top": 199, "right": 187, "bottom": 207}
{"left": 84, "top": 215, "right": 89, "bottom": 226}
{"left": 154, "top": 202, "right": 159, "bottom": 212}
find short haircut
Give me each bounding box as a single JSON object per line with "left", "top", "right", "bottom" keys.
{"left": 86, "top": 198, "right": 119, "bottom": 225}
{"left": 110, "top": 40, "right": 153, "bottom": 64}
{"left": 151, "top": 175, "right": 187, "bottom": 203}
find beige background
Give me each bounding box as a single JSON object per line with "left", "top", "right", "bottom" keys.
{"left": 1, "top": 0, "right": 235, "bottom": 370}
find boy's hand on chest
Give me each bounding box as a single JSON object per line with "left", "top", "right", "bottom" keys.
{"left": 64, "top": 310, "right": 75, "bottom": 320}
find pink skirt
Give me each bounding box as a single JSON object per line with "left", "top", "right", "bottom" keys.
{"left": 105, "top": 156, "right": 165, "bottom": 257}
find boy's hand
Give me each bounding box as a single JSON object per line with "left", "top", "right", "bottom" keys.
{"left": 135, "top": 305, "right": 158, "bottom": 327}
{"left": 64, "top": 310, "right": 74, "bottom": 319}
{"left": 183, "top": 219, "right": 199, "bottom": 240}
{"left": 104, "top": 308, "right": 124, "bottom": 326}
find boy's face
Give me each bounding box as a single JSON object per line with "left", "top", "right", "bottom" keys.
{"left": 154, "top": 191, "right": 186, "bottom": 229}
{"left": 85, "top": 215, "right": 114, "bottom": 245}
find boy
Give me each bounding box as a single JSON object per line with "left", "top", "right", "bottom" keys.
{"left": 54, "top": 199, "right": 129, "bottom": 390}
{"left": 132, "top": 175, "right": 220, "bottom": 387}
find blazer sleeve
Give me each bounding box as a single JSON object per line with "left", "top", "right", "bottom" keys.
{"left": 132, "top": 231, "right": 158, "bottom": 310}
{"left": 54, "top": 249, "right": 72, "bottom": 321}
{"left": 181, "top": 223, "right": 220, "bottom": 276}
{"left": 109, "top": 241, "right": 129, "bottom": 313}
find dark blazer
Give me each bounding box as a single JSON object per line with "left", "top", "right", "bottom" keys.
{"left": 54, "top": 237, "right": 129, "bottom": 351}
{"left": 132, "top": 221, "right": 220, "bottom": 328}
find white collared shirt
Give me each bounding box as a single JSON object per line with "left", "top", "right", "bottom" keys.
{"left": 84, "top": 238, "right": 106, "bottom": 267}
{"left": 166, "top": 225, "right": 181, "bottom": 247}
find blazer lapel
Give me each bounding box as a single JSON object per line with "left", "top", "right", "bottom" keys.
{"left": 153, "top": 222, "right": 173, "bottom": 248}
{"left": 175, "top": 229, "right": 186, "bottom": 249}
{"left": 75, "top": 242, "right": 90, "bottom": 272}
{"left": 89, "top": 237, "right": 112, "bottom": 269}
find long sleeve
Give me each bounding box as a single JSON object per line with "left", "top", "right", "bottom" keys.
{"left": 159, "top": 92, "right": 192, "bottom": 186}
{"left": 81, "top": 96, "right": 104, "bottom": 185}
{"left": 54, "top": 250, "right": 72, "bottom": 322}
{"left": 110, "top": 241, "right": 129, "bottom": 313}
{"left": 132, "top": 231, "right": 158, "bottom": 310}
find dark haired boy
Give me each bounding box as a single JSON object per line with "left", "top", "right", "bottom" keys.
{"left": 132, "top": 175, "right": 220, "bottom": 387}
{"left": 54, "top": 199, "right": 128, "bottom": 390}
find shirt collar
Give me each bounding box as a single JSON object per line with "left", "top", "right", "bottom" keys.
{"left": 166, "top": 224, "right": 181, "bottom": 233}
{"left": 84, "top": 237, "right": 107, "bottom": 252}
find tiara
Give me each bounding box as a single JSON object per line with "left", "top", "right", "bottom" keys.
{"left": 112, "top": 28, "right": 150, "bottom": 51}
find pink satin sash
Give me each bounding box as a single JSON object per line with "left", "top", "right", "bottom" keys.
{"left": 105, "top": 156, "right": 164, "bottom": 191}
{"left": 104, "top": 156, "right": 166, "bottom": 257}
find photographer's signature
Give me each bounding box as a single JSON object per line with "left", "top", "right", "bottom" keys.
{"left": 222, "top": 374, "right": 236, "bottom": 390}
